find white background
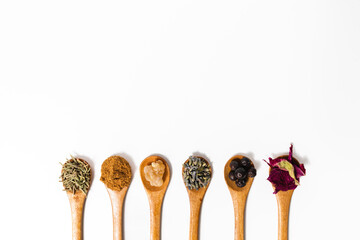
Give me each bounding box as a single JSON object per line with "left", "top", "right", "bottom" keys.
{"left": 0, "top": 0, "right": 359, "bottom": 239}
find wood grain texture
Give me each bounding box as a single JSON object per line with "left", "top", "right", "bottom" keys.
{"left": 224, "top": 155, "right": 254, "bottom": 240}
{"left": 106, "top": 187, "right": 129, "bottom": 240}
{"left": 140, "top": 155, "right": 170, "bottom": 240}
{"left": 276, "top": 190, "right": 293, "bottom": 240}
{"left": 182, "top": 156, "right": 212, "bottom": 240}
{"left": 67, "top": 191, "right": 86, "bottom": 240}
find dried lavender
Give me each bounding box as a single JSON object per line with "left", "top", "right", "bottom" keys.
{"left": 60, "top": 156, "right": 91, "bottom": 195}
{"left": 183, "top": 156, "right": 211, "bottom": 190}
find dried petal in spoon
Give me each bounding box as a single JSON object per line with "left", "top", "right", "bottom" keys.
{"left": 271, "top": 155, "right": 300, "bottom": 240}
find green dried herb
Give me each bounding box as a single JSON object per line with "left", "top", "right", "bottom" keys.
{"left": 183, "top": 156, "right": 211, "bottom": 190}
{"left": 60, "top": 156, "right": 91, "bottom": 195}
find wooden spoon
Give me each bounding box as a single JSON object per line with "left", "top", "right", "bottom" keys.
{"left": 67, "top": 191, "right": 87, "bottom": 240}
{"left": 182, "top": 156, "right": 212, "bottom": 240}
{"left": 64, "top": 159, "right": 91, "bottom": 240}
{"left": 140, "top": 156, "right": 170, "bottom": 240}
{"left": 270, "top": 155, "right": 299, "bottom": 240}
{"left": 102, "top": 156, "right": 132, "bottom": 240}
{"left": 224, "top": 156, "right": 255, "bottom": 240}
{"left": 106, "top": 186, "right": 130, "bottom": 240}
{"left": 275, "top": 189, "right": 294, "bottom": 240}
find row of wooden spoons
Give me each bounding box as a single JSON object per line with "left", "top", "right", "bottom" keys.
{"left": 64, "top": 155, "right": 296, "bottom": 240}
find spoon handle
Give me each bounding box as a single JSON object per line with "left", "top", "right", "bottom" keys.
{"left": 67, "top": 192, "right": 86, "bottom": 240}
{"left": 149, "top": 196, "right": 164, "bottom": 240}
{"left": 276, "top": 190, "right": 294, "bottom": 240}
{"left": 110, "top": 197, "right": 124, "bottom": 240}
{"left": 189, "top": 198, "right": 203, "bottom": 240}
{"left": 107, "top": 189, "right": 127, "bottom": 240}
{"left": 232, "top": 195, "right": 247, "bottom": 240}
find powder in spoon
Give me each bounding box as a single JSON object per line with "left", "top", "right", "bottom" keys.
{"left": 100, "top": 156, "right": 132, "bottom": 191}
{"left": 60, "top": 156, "right": 92, "bottom": 195}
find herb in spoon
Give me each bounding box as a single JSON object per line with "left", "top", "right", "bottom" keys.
{"left": 60, "top": 156, "right": 92, "bottom": 240}
{"left": 182, "top": 156, "right": 212, "bottom": 240}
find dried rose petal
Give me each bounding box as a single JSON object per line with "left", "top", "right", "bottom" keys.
{"left": 294, "top": 164, "right": 306, "bottom": 180}
{"left": 267, "top": 168, "right": 297, "bottom": 193}
{"left": 265, "top": 144, "right": 306, "bottom": 193}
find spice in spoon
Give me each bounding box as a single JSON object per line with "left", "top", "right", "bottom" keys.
{"left": 183, "top": 156, "right": 211, "bottom": 190}
{"left": 144, "top": 160, "right": 166, "bottom": 187}
{"left": 264, "top": 144, "right": 306, "bottom": 193}
{"left": 228, "top": 157, "right": 256, "bottom": 188}
{"left": 100, "top": 156, "right": 132, "bottom": 191}
{"left": 60, "top": 156, "right": 91, "bottom": 195}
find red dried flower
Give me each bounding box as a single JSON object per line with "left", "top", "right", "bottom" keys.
{"left": 265, "top": 144, "right": 306, "bottom": 194}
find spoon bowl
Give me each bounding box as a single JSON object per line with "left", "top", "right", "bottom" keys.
{"left": 224, "top": 155, "right": 254, "bottom": 192}
{"left": 140, "top": 156, "right": 170, "bottom": 192}
{"left": 182, "top": 156, "right": 212, "bottom": 240}
{"left": 224, "top": 155, "right": 255, "bottom": 240}
{"left": 140, "top": 155, "right": 170, "bottom": 240}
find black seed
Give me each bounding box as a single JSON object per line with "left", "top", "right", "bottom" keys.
{"left": 235, "top": 178, "right": 247, "bottom": 188}
{"left": 240, "top": 157, "right": 251, "bottom": 168}
{"left": 248, "top": 167, "right": 257, "bottom": 178}
{"left": 229, "top": 171, "right": 236, "bottom": 181}
{"left": 235, "top": 167, "right": 246, "bottom": 179}
{"left": 230, "top": 160, "right": 240, "bottom": 171}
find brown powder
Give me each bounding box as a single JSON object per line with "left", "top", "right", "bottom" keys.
{"left": 100, "top": 156, "right": 132, "bottom": 191}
